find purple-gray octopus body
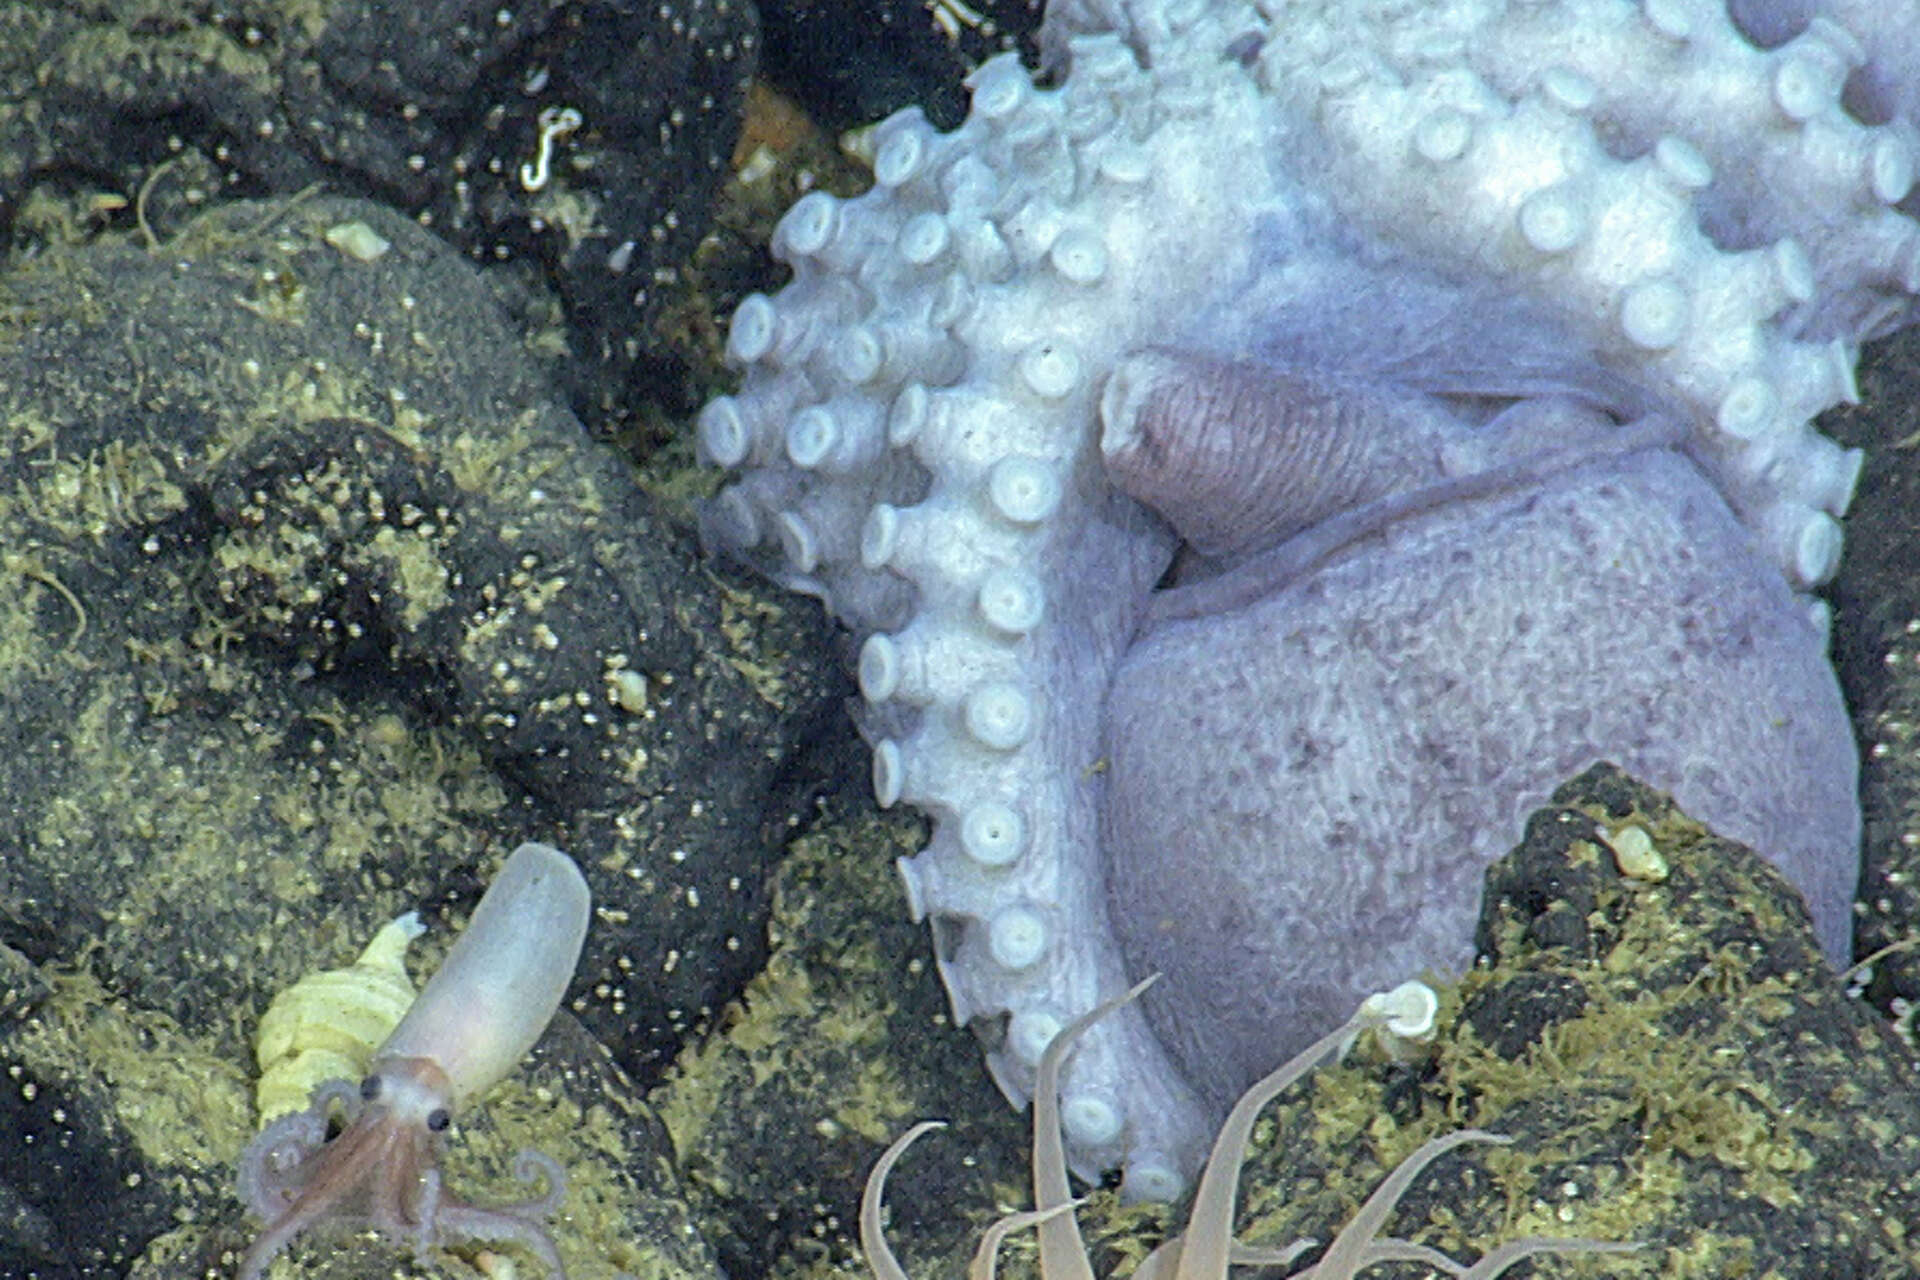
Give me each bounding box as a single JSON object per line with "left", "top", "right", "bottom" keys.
{"left": 699, "top": 0, "right": 1920, "bottom": 1198}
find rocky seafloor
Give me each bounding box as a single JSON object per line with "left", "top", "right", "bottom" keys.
{"left": 1, "top": 1, "right": 1918, "bottom": 1278}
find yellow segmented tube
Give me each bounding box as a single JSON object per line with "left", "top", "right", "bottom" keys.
{"left": 253, "top": 912, "right": 424, "bottom": 1123}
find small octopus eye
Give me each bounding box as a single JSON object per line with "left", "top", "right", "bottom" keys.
{"left": 360, "top": 1075, "right": 383, "bottom": 1101}
{"left": 426, "top": 1108, "right": 451, "bottom": 1133}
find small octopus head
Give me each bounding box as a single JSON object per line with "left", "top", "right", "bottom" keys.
{"left": 235, "top": 1055, "right": 569, "bottom": 1279}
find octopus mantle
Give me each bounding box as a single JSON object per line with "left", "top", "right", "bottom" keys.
{"left": 701, "top": 0, "right": 1918, "bottom": 1198}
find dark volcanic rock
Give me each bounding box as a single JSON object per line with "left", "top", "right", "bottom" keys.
{"left": 1829, "top": 323, "right": 1920, "bottom": 1037}
{"left": 0, "top": 0, "right": 755, "bottom": 416}
{"left": 0, "top": 194, "right": 837, "bottom": 1277}
{"left": 1228, "top": 764, "right": 1920, "bottom": 1280}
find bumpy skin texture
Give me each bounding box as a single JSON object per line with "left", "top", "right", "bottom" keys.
{"left": 701, "top": 0, "right": 1916, "bottom": 1199}
{"left": 1106, "top": 450, "right": 1858, "bottom": 1114}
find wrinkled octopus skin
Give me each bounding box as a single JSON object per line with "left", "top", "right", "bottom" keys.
{"left": 700, "top": 0, "right": 1920, "bottom": 1199}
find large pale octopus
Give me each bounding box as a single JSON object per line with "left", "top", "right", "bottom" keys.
{"left": 699, "top": 0, "right": 1920, "bottom": 1199}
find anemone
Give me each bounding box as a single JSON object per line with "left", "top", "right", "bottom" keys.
{"left": 861, "top": 978, "right": 1638, "bottom": 1279}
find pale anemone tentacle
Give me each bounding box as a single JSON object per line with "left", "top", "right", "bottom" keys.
{"left": 862, "top": 1121, "right": 947, "bottom": 1280}
{"left": 862, "top": 978, "right": 1640, "bottom": 1277}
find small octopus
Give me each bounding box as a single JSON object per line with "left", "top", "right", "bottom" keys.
{"left": 236, "top": 1067, "right": 569, "bottom": 1279}
{"left": 234, "top": 841, "right": 591, "bottom": 1279}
